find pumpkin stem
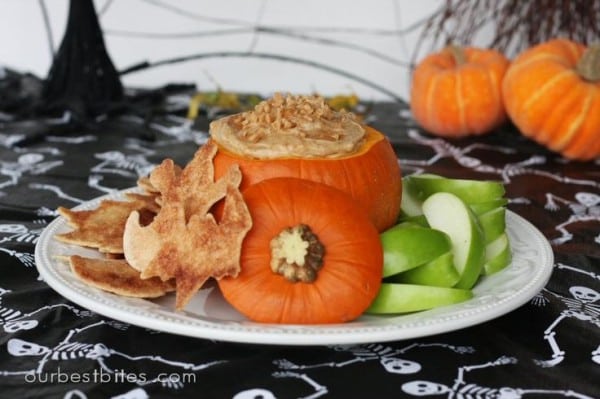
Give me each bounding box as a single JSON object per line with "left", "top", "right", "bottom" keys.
{"left": 270, "top": 224, "right": 325, "bottom": 283}
{"left": 576, "top": 43, "right": 600, "bottom": 82}
{"left": 447, "top": 45, "right": 467, "bottom": 66}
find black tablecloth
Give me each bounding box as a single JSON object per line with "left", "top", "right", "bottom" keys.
{"left": 0, "top": 87, "right": 599, "bottom": 399}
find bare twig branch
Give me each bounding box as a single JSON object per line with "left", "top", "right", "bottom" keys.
{"left": 119, "top": 52, "right": 404, "bottom": 102}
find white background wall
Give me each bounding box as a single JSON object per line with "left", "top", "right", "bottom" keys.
{"left": 1, "top": 0, "right": 447, "bottom": 102}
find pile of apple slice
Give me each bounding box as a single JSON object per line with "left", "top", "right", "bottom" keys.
{"left": 367, "top": 174, "right": 511, "bottom": 314}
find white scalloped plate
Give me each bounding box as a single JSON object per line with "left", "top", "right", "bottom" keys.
{"left": 35, "top": 189, "right": 554, "bottom": 345}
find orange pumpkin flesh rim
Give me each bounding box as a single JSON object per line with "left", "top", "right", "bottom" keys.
{"left": 211, "top": 126, "right": 402, "bottom": 232}
{"left": 218, "top": 177, "right": 383, "bottom": 325}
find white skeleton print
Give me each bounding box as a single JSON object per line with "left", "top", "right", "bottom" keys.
{"left": 535, "top": 286, "right": 600, "bottom": 368}
{"left": 28, "top": 182, "right": 86, "bottom": 204}
{"left": 86, "top": 116, "right": 210, "bottom": 194}
{"left": 91, "top": 151, "right": 155, "bottom": 179}
{"left": 555, "top": 263, "right": 600, "bottom": 282}
{"left": 0, "top": 247, "right": 35, "bottom": 267}
{"left": 45, "top": 134, "right": 97, "bottom": 144}
{"left": 274, "top": 342, "right": 474, "bottom": 374}
{"left": 0, "top": 287, "right": 92, "bottom": 333}
{"left": 403, "top": 130, "right": 599, "bottom": 188}
{"left": 62, "top": 383, "right": 149, "bottom": 398}
{"left": 401, "top": 356, "right": 594, "bottom": 398}
{"left": 110, "top": 113, "right": 206, "bottom": 147}
{"left": 87, "top": 174, "right": 117, "bottom": 194}
{"left": 0, "top": 222, "right": 44, "bottom": 266}
{"left": 400, "top": 129, "right": 515, "bottom": 175}
{"left": 148, "top": 114, "right": 208, "bottom": 145}
{"left": 0, "top": 222, "right": 43, "bottom": 245}
{"left": 109, "top": 388, "right": 149, "bottom": 399}
{"left": 63, "top": 389, "right": 87, "bottom": 399}
{"left": 122, "top": 138, "right": 158, "bottom": 156}
{"left": 0, "top": 133, "right": 25, "bottom": 148}
{"left": 87, "top": 148, "right": 156, "bottom": 193}
{"left": 544, "top": 192, "right": 600, "bottom": 245}
{"left": 1, "top": 320, "right": 225, "bottom": 390}
{"left": 0, "top": 153, "right": 63, "bottom": 192}
{"left": 233, "top": 388, "right": 276, "bottom": 399}
{"left": 0, "top": 219, "right": 53, "bottom": 269}
{"left": 233, "top": 371, "right": 328, "bottom": 399}
{"left": 0, "top": 288, "right": 93, "bottom": 334}
{"left": 272, "top": 371, "right": 328, "bottom": 399}
{"left": 36, "top": 206, "right": 60, "bottom": 218}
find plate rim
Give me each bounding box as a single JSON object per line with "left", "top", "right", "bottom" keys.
{"left": 35, "top": 189, "right": 554, "bottom": 345}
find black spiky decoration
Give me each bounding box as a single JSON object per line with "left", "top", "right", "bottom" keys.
{"left": 40, "top": 0, "right": 123, "bottom": 118}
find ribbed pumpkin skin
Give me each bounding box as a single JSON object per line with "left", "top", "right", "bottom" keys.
{"left": 410, "top": 46, "right": 510, "bottom": 137}
{"left": 218, "top": 178, "right": 383, "bottom": 324}
{"left": 212, "top": 126, "right": 401, "bottom": 232}
{"left": 502, "top": 39, "right": 600, "bottom": 161}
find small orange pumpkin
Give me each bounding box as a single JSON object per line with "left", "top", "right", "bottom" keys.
{"left": 212, "top": 126, "right": 401, "bottom": 232}
{"left": 218, "top": 177, "right": 383, "bottom": 324}
{"left": 502, "top": 39, "right": 600, "bottom": 161}
{"left": 410, "top": 45, "right": 510, "bottom": 137}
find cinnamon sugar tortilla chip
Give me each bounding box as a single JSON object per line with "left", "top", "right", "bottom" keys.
{"left": 123, "top": 141, "right": 252, "bottom": 309}
{"left": 148, "top": 142, "right": 241, "bottom": 219}
{"left": 69, "top": 255, "right": 175, "bottom": 298}
{"left": 55, "top": 141, "right": 251, "bottom": 310}
{"left": 124, "top": 192, "right": 161, "bottom": 214}
{"left": 137, "top": 164, "right": 182, "bottom": 194}
{"left": 102, "top": 252, "right": 125, "bottom": 260}
{"left": 136, "top": 176, "right": 157, "bottom": 193}
{"left": 56, "top": 199, "right": 156, "bottom": 254}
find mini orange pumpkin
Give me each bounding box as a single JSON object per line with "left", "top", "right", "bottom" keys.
{"left": 218, "top": 177, "right": 383, "bottom": 324}
{"left": 502, "top": 39, "right": 600, "bottom": 161}
{"left": 410, "top": 45, "right": 510, "bottom": 137}
{"left": 212, "top": 126, "right": 401, "bottom": 232}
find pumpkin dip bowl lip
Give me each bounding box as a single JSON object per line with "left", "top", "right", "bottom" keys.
{"left": 208, "top": 92, "right": 367, "bottom": 160}
{"left": 210, "top": 124, "right": 387, "bottom": 161}
{"left": 208, "top": 93, "right": 403, "bottom": 233}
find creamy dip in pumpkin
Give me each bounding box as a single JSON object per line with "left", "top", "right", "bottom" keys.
{"left": 209, "top": 93, "right": 366, "bottom": 159}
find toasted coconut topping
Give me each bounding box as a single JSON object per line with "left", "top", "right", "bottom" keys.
{"left": 209, "top": 93, "right": 366, "bottom": 159}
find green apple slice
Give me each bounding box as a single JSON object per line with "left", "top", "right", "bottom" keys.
{"left": 367, "top": 283, "right": 473, "bottom": 314}
{"left": 387, "top": 252, "right": 459, "bottom": 287}
{"left": 482, "top": 233, "right": 512, "bottom": 275}
{"left": 400, "top": 177, "right": 423, "bottom": 217}
{"left": 422, "top": 192, "right": 486, "bottom": 289}
{"left": 380, "top": 223, "right": 452, "bottom": 277}
{"left": 478, "top": 207, "right": 506, "bottom": 244}
{"left": 408, "top": 174, "right": 505, "bottom": 204}
{"left": 469, "top": 198, "right": 509, "bottom": 215}
{"left": 397, "top": 214, "right": 429, "bottom": 227}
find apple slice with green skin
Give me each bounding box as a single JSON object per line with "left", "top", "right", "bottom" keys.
{"left": 397, "top": 214, "right": 429, "bottom": 227}
{"left": 469, "top": 198, "right": 509, "bottom": 215}
{"left": 387, "top": 251, "right": 459, "bottom": 287}
{"left": 380, "top": 223, "right": 452, "bottom": 277}
{"left": 478, "top": 206, "right": 506, "bottom": 244}
{"left": 408, "top": 174, "right": 505, "bottom": 204}
{"left": 482, "top": 233, "right": 512, "bottom": 275}
{"left": 400, "top": 177, "right": 423, "bottom": 217}
{"left": 422, "top": 192, "right": 486, "bottom": 289}
{"left": 366, "top": 283, "right": 473, "bottom": 314}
